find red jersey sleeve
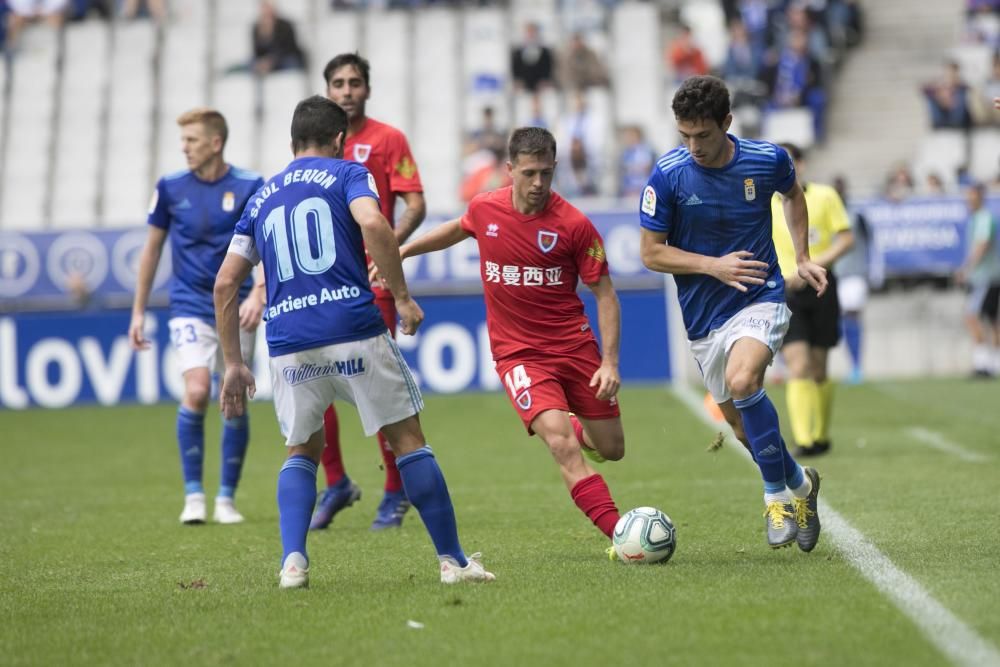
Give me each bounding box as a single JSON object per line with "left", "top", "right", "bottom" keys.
{"left": 386, "top": 129, "right": 424, "bottom": 195}
{"left": 460, "top": 193, "right": 487, "bottom": 238}
{"left": 573, "top": 214, "right": 611, "bottom": 285}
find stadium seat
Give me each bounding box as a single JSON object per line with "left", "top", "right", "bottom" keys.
{"left": 212, "top": 75, "right": 257, "bottom": 176}
{"left": 156, "top": 24, "right": 210, "bottom": 178}
{"left": 610, "top": 2, "right": 666, "bottom": 150}
{"left": 949, "top": 43, "right": 993, "bottom": 86}
{"left": 969, "top": 127, "right": 1000, "bottom": 183}
{"left": 461, "top": 7, "right": 510, "bottom": 132}
{"left": 363, "top": 10, "right": 410, "bottom": 137}
{"left": 310, "top": 9, "right": 359, "bottom": 89}
{"left": 913, "top": 129, "right": 967, "bottom": 188}
{"left": 413, "top": 9, "right": 461, "bottom": 215}
{"left": 680, "top": 0, "right": 728, "bottom": 69}
{"left": 761, "top": 108, "right": 816, "bottom": 150}
{"left": 260, "top": 70, "right": 309, "bottom": 178}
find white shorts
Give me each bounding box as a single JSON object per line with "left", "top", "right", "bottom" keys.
{"left": 169, "top": 317, "right": 256, "bottom": 375}
{"left": 8, "top": 0, "right": 68, "bottom": 16}
{"left": 689, "top": 301, "right": 791, "bottom": 404}
{"left": 837, "top": 275, "right": 868, "bottom": 312}
{"left": 270, "top": 331, "right": 423, "bottom": 446}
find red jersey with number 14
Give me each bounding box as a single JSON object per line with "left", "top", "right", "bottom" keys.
{"left": 460, "top": 186, "right": 610, "bottom": 362}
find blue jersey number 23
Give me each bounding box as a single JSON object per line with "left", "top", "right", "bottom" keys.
{"left": 262, "top": 197, "right": 337, "bottom": 281}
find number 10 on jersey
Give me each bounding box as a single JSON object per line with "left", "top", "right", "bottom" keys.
{"left": 262, "top": 197, "right": 337, "bottom": 281}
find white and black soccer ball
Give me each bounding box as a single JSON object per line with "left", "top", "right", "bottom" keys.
{"left": 612, "top": 507, "right": 676, "bottom": 564}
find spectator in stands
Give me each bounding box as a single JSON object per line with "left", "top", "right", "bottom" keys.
{"left": 956, "top": 182, "right": 1000, "bottom": 377}
{"left": 68, "top": 0, "right": 111, "bottom": 21}
{"left": 557, "top": 32, "right": 609, "bottom": 93}
{"left": 883, "top": 163, "right": 915, "bottom": 201}
{"left": 665, "top": 24, "right": 708, "bottom": 83}
{"left": 781, "top": 2, "right": 830, "bottom": 66}
{"left": 511, "top": 22, "right": 555, "bottom": 93}
{"left": 556, "top": 92, "right": 603, "bottom": 197}
{"left": 922, "top": 61, "right": 972, "bottom": 130}
{"left": 723, "top": 18, "right": 767, "bottom": 108}
{"left": 120, "top": 0, "right": 165, "bottom": 22}
{"left": 618, "top": 124, "right": 655, "bottom": 198}
{"left": 466, "top": 106, "right": 507, "bottom": 157}
{"left": 526, "top": 93, "right": 548, "bottom": 129}
{"left": 763, "top": 28, "right": 827, "bottom": 141}
{"left": 251, "top": 0, "right": 306, "bottom": 75}
{"left": 6, "top": 0, "right": 67, "bottom": 49}
{"left": 923, "top": 172, "right": 947, "bottom": 196}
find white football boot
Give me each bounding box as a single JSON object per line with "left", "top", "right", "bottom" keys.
{"left": 439, "top": 552, "right": 496, "bottom": 584}
{"left": 213, "top": 497, "right": 245, "bottom": 524}
{"left": 279, "top": 552, "right": 309, "bottom": 589}
{"left": 179, "top": 492, "right": 206, "bottom": 524}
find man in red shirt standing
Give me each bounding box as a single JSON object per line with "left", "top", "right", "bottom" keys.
{"left": 399, "top": 127, "right": 626, "bottom": 551}
{"left": 310, "top": 52, "right": 427, "bottom": 531}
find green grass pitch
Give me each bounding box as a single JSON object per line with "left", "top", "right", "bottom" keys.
{"left": 1, "top": 380, "right": 998, "bottom": 666}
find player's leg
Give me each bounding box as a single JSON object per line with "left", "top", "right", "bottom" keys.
{"left": 213, "top": 326, "right": 256, "bottom": 524}
{"left": 838, "top": 275, "right": 867, "bottom": 383}
{"left": 277, "top": 431, "right": 325, "bottom": 589}
{"left": 715, "top": 399, "right": 752, "bottom": 454}
{"left": 573, "top": 416, "right": 625, "bottom": 462}
{"left": 370, "top": 295, "right": 409, "bottom": 530}
{"left": 782, "top": 296, "right": 819, "bottom": 455}
{"left": 809, "top": 276, "right": 841, "bottom": 455}
{"left": 561, "top": 344, "right": 625, "bottom": 463}
{"left": 352, "top": 333, "right": 493, "bottom": 582}
{"left": 169, "top": 317, "right": 214, "bottom": 524}
{"left": 966, "top": 285, "right": 991, "bottom": 376}
{"left": 310, "top": 403, "right": 362, "bottom": 530}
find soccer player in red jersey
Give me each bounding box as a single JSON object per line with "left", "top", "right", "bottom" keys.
{"left": 310, "top": 52, "right": 427, "bottom": 531}
{"left": 398, "top": 127, "right": 626, "bottom": 550}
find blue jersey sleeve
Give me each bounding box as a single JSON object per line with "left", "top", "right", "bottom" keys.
{"left": 639, "top": 169, "right": 672, "bottom": 234}
{"left": 344, "top": 162, "right": 380, "bottom": 206}
{"left": 147, "top": 178, "right": 170, "bottom": 229}
{"left": 773, "top": 145, "right": 796, "bottom": 195}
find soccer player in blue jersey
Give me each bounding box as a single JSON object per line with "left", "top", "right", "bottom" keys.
{"left": 129, "top": 108, "right": 265, "bottom": 526}
{"left": 639, "top": 76, "right": 826, "bottom": 551}
{"left": 213, "top": 95, "right": 495, "bottom": 588}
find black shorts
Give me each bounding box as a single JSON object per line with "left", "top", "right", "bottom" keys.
{"left": 968, "top": 283, "right": 1000, "bottom": 322}
{"left": 783, "top": 273, "right": 841, "bottom": 348}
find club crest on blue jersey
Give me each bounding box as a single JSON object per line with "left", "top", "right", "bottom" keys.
{"left": 537, "top": 230, "right": 558, "bottom": 253}
{"left": 353, "top": 144, "right": 372, "bottom": 162}
{"left": 222, "top": 191, "right": 235, "bottom": 212}
{"left": 744, "top": 178, "right": 756, "bottom": 201}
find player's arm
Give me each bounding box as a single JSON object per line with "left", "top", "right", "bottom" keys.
{"left": 393, "top": 190, "right": 426, "bottom": 244}
{"left": 399, "top": 218, "right": 471, "bottom": 259}
{"left": 128, "top": 225, "right": 168, "bottom": 350}
{"left": 640, "top": 228, "right": 769, "bottom": 293}
{"left": 214, "top": 243, "right": 257, "bottom": 419}
{"left": 238, "top": 270, "right": 266, "bottom": 332}
{"left": 350, "top": 196, "right": 424, "bottom": 335}
{"left": 585, "top": 274, "right": 621, "bottom": 400}
{"left": 779, "top": 180, "right": 827, "bottom": 296}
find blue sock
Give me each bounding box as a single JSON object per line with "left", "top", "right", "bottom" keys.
{"left": 277, "top": 455, "right": 317, "bottom": 563}
{"left": 780, "top": 437, "right": 805, "bottom": 490}
{"left": 177, "top": 407, "right": 205, "bottom": 495}
{"left": 843, "top": 314, "right": 862, "bottom": 373}
{"left": 733, "top": 389, "right": 788, "bottom": 495}
{"left": 396, "top": 446, "right": 467, "bottom": 567}
{"left": 219, "top": 415, "right": 249, "bottom": 499}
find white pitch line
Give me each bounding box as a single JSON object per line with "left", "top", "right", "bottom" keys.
{"left": 905, "top": 427, "right": 990, "bottom": 463}
{"left": 671, "top": 384, "right": 1000, "bottom": 667}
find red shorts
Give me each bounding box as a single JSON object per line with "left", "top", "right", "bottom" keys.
{"left": 375, "top": 294, "right": 396, "bottom": 337}
{"left": 495, "top": 342, "right": 621, "bottom": 435}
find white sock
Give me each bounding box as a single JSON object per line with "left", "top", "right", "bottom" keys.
{"left": 764, "top": 491, "right": 792, "bottom": 506}
{"left": 974, "top": 345, "right": 991, "bottom": 371}
{"left": 789, "top": 475, "right": 812, "bottom": 499}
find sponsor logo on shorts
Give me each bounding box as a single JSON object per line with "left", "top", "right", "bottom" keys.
{"left": 282, "top": 358, "right": 367, "bottom": 385}
{"left": 744, "top": 316, "right": 770, "bottom": 330}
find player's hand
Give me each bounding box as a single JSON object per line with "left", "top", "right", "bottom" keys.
{"left": 711, "top": 251, "right": 769, "bottom": 292}
{"left": 784, "top": 272, "right": 806, "bottom": 291}
{"left": 396, "top": 297, "right": 424, "bottom": 336}
{"left": 128, "top": 313, "right": 150, "bottom": 351}
{"left": 238, "top": 292, "right": 265, "bottom": 331}
{"left": 590, "top": 362, "right": 621, "bottom": 401}
{"left": 797, "top": 260, "right": 828, "bottom": 297}
{"left": 220, "top": 364, "right": 256, "bottom": 419}
{"left": 367, "top": 258, "right": 388, "bottom": 290}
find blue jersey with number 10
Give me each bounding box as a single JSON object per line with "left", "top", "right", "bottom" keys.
{"left": 232, "top": 156, "right": 387, "bottom": 356}
{"left": 639, "top": 136, "right": 795, "bottom": 340}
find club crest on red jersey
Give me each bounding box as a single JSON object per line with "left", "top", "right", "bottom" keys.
{"left": 537, "top": 230, "right": 558, "bottom": 253}
{"left": 353, "top": 144, "right": 372, "bottom": 162}
{"left": 515, "top": 390, "right": 532, "bottom": 410}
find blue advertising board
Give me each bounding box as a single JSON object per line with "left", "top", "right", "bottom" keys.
{"left": 0, "top": 290, "right": 670, "bottom": 409}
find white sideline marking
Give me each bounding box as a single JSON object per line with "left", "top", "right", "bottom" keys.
{"left": 672, "top": 385, "right": 1000, "bottom": 667}
{"left": 905, "top": 427, "right": 990, "bottom": 463}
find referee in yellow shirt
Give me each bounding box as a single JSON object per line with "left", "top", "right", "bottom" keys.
{"left": 772, "top": 144, "right": 854, "bottom": 457}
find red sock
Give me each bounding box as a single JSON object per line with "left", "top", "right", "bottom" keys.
{"left": 378, "top": 432, "right": 403, "bottom": 493}
{"left": 321, "top": 405, "right": 345, "bottom": 487}
{"left": 569, "top": 413, "right": 588, "bottom": 449}
{"left": 570, "top": 474, "right": 620, "bottom": 538}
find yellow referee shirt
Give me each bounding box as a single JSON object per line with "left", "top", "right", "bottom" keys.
{"left": 771, "top": 182, "right": 851, "bottom": 279}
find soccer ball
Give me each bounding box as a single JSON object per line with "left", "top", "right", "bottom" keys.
{"left": 612, "top": 507, "right": 676, "bottom": 564}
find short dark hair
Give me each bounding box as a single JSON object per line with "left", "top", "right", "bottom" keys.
{"left": 323, "top": 52, "right": 371, "bottom": 88}
{"left": 672, "top": 75, "right": 731, "bottom": 127}
{"left": 291, "top": 95, "right": 348, "bottom": 153}
{"left": 508, "top": 127, "right": 557, "bottom": 163}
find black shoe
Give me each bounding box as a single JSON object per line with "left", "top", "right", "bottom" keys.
{"left": 791, "top": 444, "right": 818, "bottom": 457}
{"left": 811, "top": 440, "right": 831, "bottom": 455}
